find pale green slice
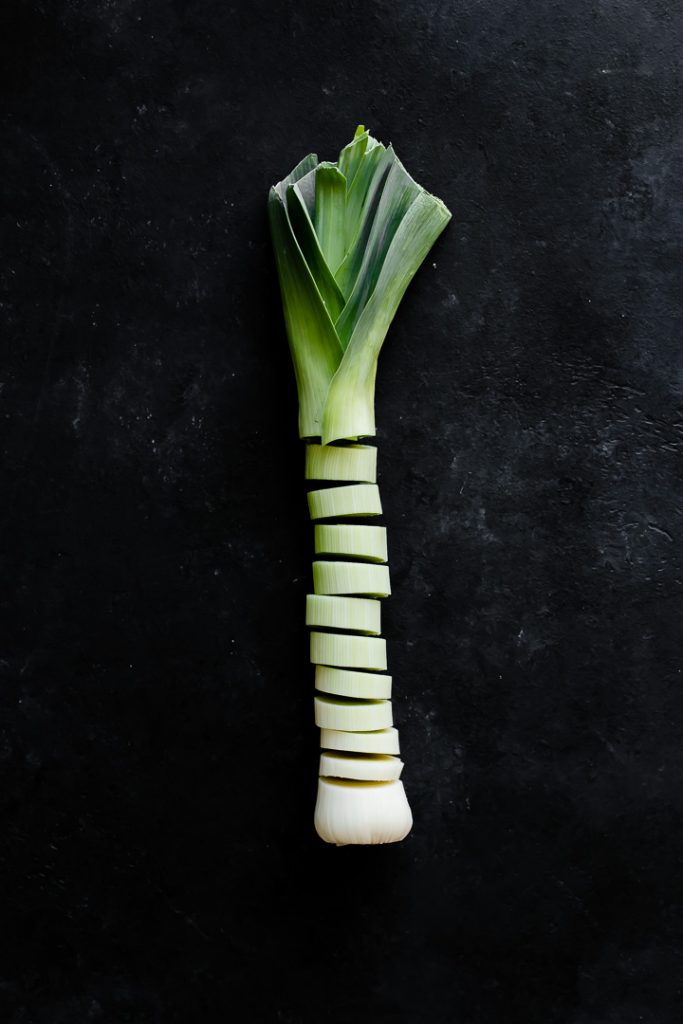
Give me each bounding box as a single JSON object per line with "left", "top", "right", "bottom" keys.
{"left": 314, "top": 524, "right": 388, "bottom": 563}
{"left": 312, "top": 561, "right": 390, "bottom": 597}
{"left": 307, "top": 483, "right": 382, "bottom": 520}
{"left": 314, "top": 695, "right": 393, "bottom": 731}
{"left": 320, "top": 727, "right": 400, "bottom": 755}
{"left": 319, "top": 751, "right": 403, "bottom": 781}
{"left": 310, "top": 631, "right": 387, "bottom": 671}
{"left": 305, "top": 443, "right": 377, "bottom": 483}
{"left": 315, "top": 665, "right": 392, "bottom": 699}
{"left": 305, "top": 595, "right": 381, "bottom": 636}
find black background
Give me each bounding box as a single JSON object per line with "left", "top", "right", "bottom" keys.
{"left": 2, "top": 1, "right": 683, "bottom": 1021}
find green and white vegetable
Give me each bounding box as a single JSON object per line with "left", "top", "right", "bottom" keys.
{"left": 320, "top": 726, "right": 401, "bottom": 755}
{"left": 314, "top": 524, "right": 388, "bottom": 563}
{"left": 268, "top": 126, "right": 451, "bottom": 845}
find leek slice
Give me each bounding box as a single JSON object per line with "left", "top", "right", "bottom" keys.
{"left": 305, "top": 443, "right": 377, "bottom": 483}
{"left": 338, "top": 125, "right": 369, "bottom": 194}
{"left": 334, "top": 157, "right": 420, "bottom": 348}
{"left": 333, "top": 146, "right": 393, "bottom": 302}
{"left": 310, "top": 631, "right": 387, "bottom": 671}
{"left": 314, "top": 695, "right": 393, "bottom": 731}
{"left": 319, "top": 751, "right": 403, "bottom": 782}
{"left": 315, "top": 665, "right": 392, "bottom": 699}
{"left": 314, "top": 524, "right": 388, "bottom": 563}
{"left": 312, "top": 561, "right": 390, "bottom": 597}
{"left": 320, "top": 727, "right": 400, "bottom": 754}
{"left": 305, "top": 594, "right": 381, "bottom": 636}
{"left": 307, "top": 483, "right": 381, "bottom": 520}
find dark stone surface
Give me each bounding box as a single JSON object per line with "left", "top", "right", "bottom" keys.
{"left": 2, "top": 1, "right": 683, "bottom": 1021}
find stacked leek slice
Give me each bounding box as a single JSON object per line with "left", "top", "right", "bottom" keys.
{"left": 268, "top": 127, "right": 451, "bottom": 845}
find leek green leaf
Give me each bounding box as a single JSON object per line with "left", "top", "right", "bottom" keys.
{"left": 338, "top": 127, "right": 369, "bottom": 189}
{"left": 314, "top": 164, "right": 347, "bottom": 276}
{"left": 285, "top": 184, "right": 345, "bottom": 321}
{"left": 267, "top": 187, "right": 341, "bottom": 438}
{"left": 322, "top": 190, "right": 451, "bottom": 443}
{"left": 268, "top": 128, "right": 451, "bottom": 442}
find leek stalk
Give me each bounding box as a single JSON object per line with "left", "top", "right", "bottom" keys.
{"left": 268, "top": 126, "right": 451, "bottom": 845}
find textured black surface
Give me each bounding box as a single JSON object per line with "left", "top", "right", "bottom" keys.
{"left": 2, "top": 1, "right": 683, "bottom": 1021}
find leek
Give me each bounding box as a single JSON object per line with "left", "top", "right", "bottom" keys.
{"left": 307, "top": 483, "right": 382, "bottom": 520}
{"left": 319, "top": 751, "right": 404, "bottom": 782}
{"left": 315, "top": 665, "right": 392, "bottom": 700}
{"left": 269, "top": 126, "right": 451, "bottom": 845}
{"left": 305, "top": 594, "right": 381, "bottom": 635}
{"left": 314, "top": 524, "right": 388, "bottom": 563}
{"left": 320, "top": 727, "right": 401, "bottom": 755}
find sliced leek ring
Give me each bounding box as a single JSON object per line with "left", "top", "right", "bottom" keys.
{"left": 307, "top": 483, "right": 382, "bottom": 520}
{"left": 315, "top": 665, "right": 392, "bottom": 699}
{"left": 314, "top": 523, "right": 388, "bottom": 563}
{"left": 314, "top": 695, "right": 393, "bottom": 731}
{"left": 320, "top": 726, "right": 400, "bottom": 755}
{"left": 305, "top": 444, "right": 377, "bottom": 483}
{"left": 312, "top": 561, "right": 390, "bottom": 597}
{"left": 310, "top": 631, "right": 387, "bottom": 671}
{"left": 305, "top": 594, "right": 381, "bottom": 635}
{"left": 319, "top": 751, "right": 404, "bottom": 781}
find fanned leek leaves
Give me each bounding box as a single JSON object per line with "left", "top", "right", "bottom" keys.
{"left": 268, "top": 126, "right": 451, "bottom": 443}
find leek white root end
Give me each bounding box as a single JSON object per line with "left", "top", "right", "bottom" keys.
{"left": 314, "top": 523, "right": 388, "bottom": 563}
{"left": 314, "top": 778, "right": 413, "bottom": 846}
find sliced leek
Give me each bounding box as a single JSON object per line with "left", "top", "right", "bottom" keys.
{"left": 269, "top": 126, "right": 451, "bottom": 844}
{"left": 315, "top": 665, "right": 392, "bottom": 699}
{"left": 307, "top": 483, "right": 382, "bottom": 520}
{"left": 314, "top": 695, "right": 393, "bottom": 731}
{"left": 319, "top": 751, "right": 404, "bottom": 782}
{"left": 306, "top": 443, "right": 377, "bottom": 483}
{"left": 315, "top": 524, "right": 388, "bottom": 563}
{"left": 306, "top": 594, "right": 381, "bottom": 635}
{"left": 313, "top": 560, "right": 391, "bottom": 597}
{"left": 310, "top": 631, "right": 387, "bottom": 671}
{"left": 320, "top": 727, "right": 400, "bottom": 755}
